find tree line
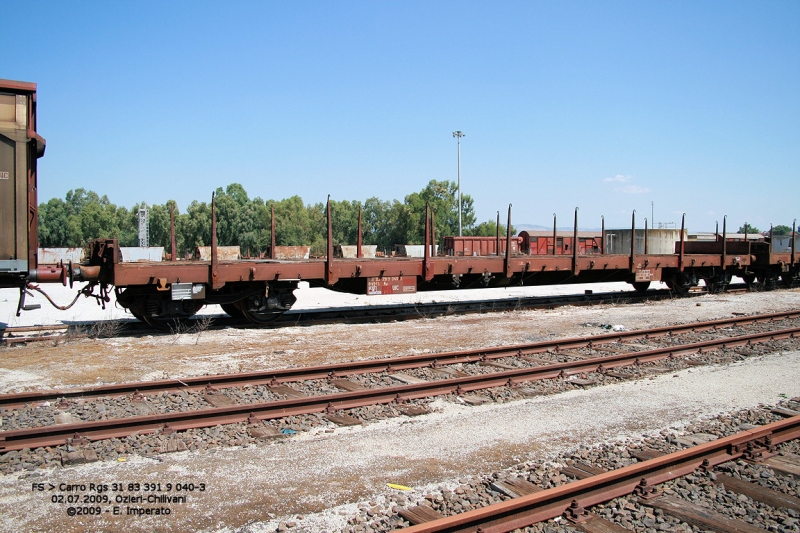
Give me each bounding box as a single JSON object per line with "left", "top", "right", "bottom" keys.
{"left": 737, "top": 223, "right": 793, "bottom": 236}
{"left": 37, "top": 180, "right": 512, "bottom": 256}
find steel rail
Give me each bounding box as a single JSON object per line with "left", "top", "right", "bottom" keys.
{"left": 273, "top": 285, "right": 723, "bottom": 326}
{"left": 0, "top": 281, "right": 759, "bottom": 346}
{"left": 1, "top": 309, "right": 799, "bottom": 409}
{"left": 5, "top": 288, "right": 634, "bottom": 345}
{"left": 0, "top": 324, "right": 71, "bottom": 346}
{"left": 1, "top": 334, "right": 70, "bottom": 346}
{"left": 1, "top": 325, "right": 69, "bottom": 333}
{"left": 0, "top": 326, "right": 798, "bottom": 452}
{"left": 398, "top": 414, "right": 800, "bottom": 532}
{"left": 0, "top": 282, "right": 747, "bottom": 345}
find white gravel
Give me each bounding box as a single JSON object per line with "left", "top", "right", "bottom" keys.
{"left": 1, "top": 279, "right": 799, "bottom": 532}
{"left": 0, "top": 280, "right": 657, "bottom": 328}
{"left": 0, "top": 349, "right": 798, "bottom": 533}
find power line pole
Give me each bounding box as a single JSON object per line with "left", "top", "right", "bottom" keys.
{"left": 452, "top": 130, "right": 465, "bottom": 236}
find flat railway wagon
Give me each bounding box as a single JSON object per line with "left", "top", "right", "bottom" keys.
{"left": 1, "top": 79, "right": 798, "bottom": 327}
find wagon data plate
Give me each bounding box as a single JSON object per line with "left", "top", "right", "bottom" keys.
{"left": 366, "top": 276, "right": 417, "bottom": 295}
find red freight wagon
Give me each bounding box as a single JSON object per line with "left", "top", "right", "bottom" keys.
{"left": 444, "top": 236, "right": 521, "bottom": 256}
{"left": 518, "top": 231, "right": 602, "bottom": 255}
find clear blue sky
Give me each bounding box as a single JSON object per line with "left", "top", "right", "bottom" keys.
{"left": 4, "top": 1, "right": 798, "bottom": 232}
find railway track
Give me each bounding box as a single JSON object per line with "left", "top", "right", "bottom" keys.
{"left": 0, "top": 324, "right": 69, "bottom": 346}
{"left": 270, "top": 283, "right": 738, "bottom": 327}
{"left": 1, "top": 309, "right": 798, "bottom": 410}
{"left": 0, "top": 282, "right": 752, "bottom": 345}
{"left": 395, "top": 413, "right": 800, "bottom": 532}
{"left": 1, "top": 312, "right": 799, "bottom": 453}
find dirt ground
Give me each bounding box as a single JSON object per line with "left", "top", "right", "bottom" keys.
{"left": 3, "top": 282, "right": 797, "bottom": 392}
{"left": 0, "top": 285, "right": 799, "bottom": 532}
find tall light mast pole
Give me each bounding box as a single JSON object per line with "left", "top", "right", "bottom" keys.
{"left": 651, "top": 201, "right": 654, "bottom": 229}
{"left": 452, "top": 130, "right": 465, "bottom": 236}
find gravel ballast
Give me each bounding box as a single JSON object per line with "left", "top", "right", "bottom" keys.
{"left": 1, "top": 285, "right": 799, "bottom": 532}
{"left": 0, "top": 348, "right": 798, "bottom": 532}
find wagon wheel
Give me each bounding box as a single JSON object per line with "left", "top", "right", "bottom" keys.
{"left": 235, "top": 291, "right": 296, "bottom": 325}
{"left": 704, "top": 272, "right": 731, "bottom": 294}
{"left": 632, "top": 281, "right": 650, "bottom": 293}
{"left": 141, "top": 301, "right": 205, "bottom": 331}
{"left": 666, "top": 273, "right": 693, "bottom": 295}
{"left": 239, "top": 307, "right": 285, "bottom": 324}
{"left": 221, "top": 303, "right": 245, "bottom": 319}
{"left": 141, "top": 314, "right": 179, "bottom": 331}
{"left": 758, "top": 273, "right": 777, "bottom": 290}
{"left": 669, "top": 281, "right": 690, "bottom": 295}
{"left": 742, "top": 274, "right": 762, "bottom": 292}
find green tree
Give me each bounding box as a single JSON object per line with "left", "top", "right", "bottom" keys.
{"left": 178, "top": 200, "right": 211, "bottom": 252}
{"left": 737, "top": 223, "right": 760, "bottom": 234}
{"left": 329, "top": 199, "right": 362, "bottom": 246}
{"left": 115, "top": 205, "right": 137, "bottom": 246}
{"left": 307, "top": 202, "right": 327, "bottom": 256}
{"left": 78, "top": 199, "right": 120, "bottom": 244}
{"left": 146, "top": 202, "right": 179, "bottom": 250}
{"left": 213, "top": 184, "right": 247, "bottom": 246}
{"left": 36, "top": 181, "right": 488, "bottom": 257}
{"left": 272, "top": 196, "right": 312, "bottom": 246}
{"left": 249, "top": 198, "right": 274, "bottom": 254}
{"left": 65, "top": 188, "right": 101, "bottom": 215}
{"left": 362, "top": 197, "right": 393, "bottom": 252}
{"left": 38, "top": 198, "right": 71, "bottom": 247}
{"left": 471, "top": 219, "right": 515, "bottom": 237}
{"left": 237, "top": 198, "right": 265, "bottom": 256}
{"left": 39, "top": 189, "right": 124, "bottom": 247}
{"left": 772, "top": 225, "right": 792, "bottom": 236}
{"left": 402, "top": 180, "right": 476, "bottom": 246}
{"left": 385, "top": 200, "right": 416, "bottom": 247}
